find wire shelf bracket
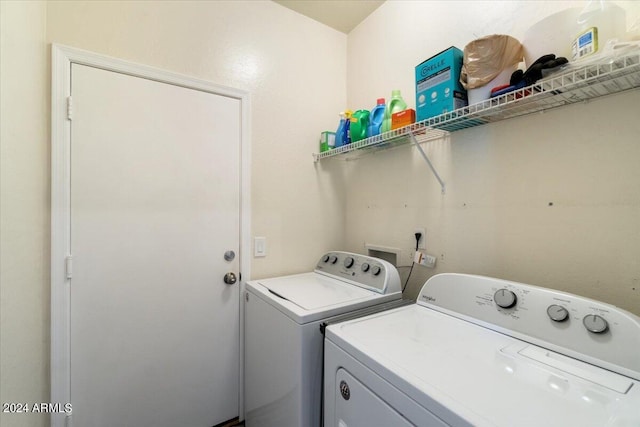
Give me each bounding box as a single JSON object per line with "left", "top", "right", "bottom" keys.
{"left": 409, "top": 130, "right": 445, "bottom": 194}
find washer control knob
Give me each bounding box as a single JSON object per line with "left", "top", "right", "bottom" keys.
{"left": 547, "top": 305, "right": 569, "bottom": 322}
{"left": 361, "top": 263, "right": 370, "bottom": 273}
{"left": 329, "top": 255, "right": 338, "bottom": 264}
{"left": 344, "top": 257, "right": 354, "bottom": 269}
{"left": 371, "top": 266, "right": 382, "bottom": 276}
{"left": 322, "top": 255, "right": 330, "bottom": 263}
{"left": 583, "top": 314, "right": 608, "bottom": 334}
{"left": 494, "top": 289, "right": 517, "bottom": 309}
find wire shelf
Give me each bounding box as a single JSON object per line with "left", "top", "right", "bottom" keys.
{"left": 313, "top": 121, "right": 448, "bottom": 162}
{"left": 313, "top": 49, "right": 640, "bottom": 162}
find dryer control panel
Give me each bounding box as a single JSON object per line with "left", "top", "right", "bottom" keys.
{"left": 417, "top": 273, "right": 640, "bottom": 381}
{"left": 315, "top": 251, "right": 401, "bottom": 295}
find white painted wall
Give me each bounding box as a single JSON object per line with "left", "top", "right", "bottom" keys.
{"left": 1, "top": 2, "right": 50, "bottom": 427}
{"left": 345, "top": 0, "right": 640, "bottom": 313}
{"left": 1, "top": 1, "right": 346, "bottom": 425}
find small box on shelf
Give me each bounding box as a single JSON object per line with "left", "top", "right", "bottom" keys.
{"left": 391, "top": 109, "right": 416, "bottom": 130}
{"left": 319, "top": 131, "right": 336, "bottom": 153}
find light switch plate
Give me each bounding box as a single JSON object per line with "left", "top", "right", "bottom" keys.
{"left": 254, "top": 237, "right": 267, "bottom": 257}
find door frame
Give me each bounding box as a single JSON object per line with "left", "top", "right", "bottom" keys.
{"left": 50, "top": 44, "right": 251, "bottom": 427}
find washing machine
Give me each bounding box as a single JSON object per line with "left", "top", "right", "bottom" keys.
{"left": 244, "top": 251, "right": 402, "bottom": 427}
{"left": 324, "top": 273, "right": 640, "bottom": 427}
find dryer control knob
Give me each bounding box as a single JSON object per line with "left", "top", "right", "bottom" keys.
{"left": 371, "top": 266, "right": 382, "bottom": 276}
{"left": 547, "top": 304, "right": 569, "bottom": 322}
{"left": 361, "top": 263, "right": 370, "bottom": 273}
{"left": 494, "top": 289, "right": 517, "bottom": 309}
{"left": 583, "top": 314, "right": 608, "bottom": 334}
{"left": 339, "top": 380, "right": 350, "bottom": 400}
{"left": 344, "top": 257, "right": 354, "bottom": 269}
{"left": 322, "top": 255, "right": 330, "bottom": 263}
{"left": 329, "top": 255, "right": 338, "bottom": 264}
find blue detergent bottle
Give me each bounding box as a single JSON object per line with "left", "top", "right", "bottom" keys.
{"left": 335, "top": 112, "right": 347, "bottom": 148}
{"left": 367, "top": 98, "right": 386, "bottom": 137}
{"left": 344, "top": 110, "right": 353, "bottom": 145}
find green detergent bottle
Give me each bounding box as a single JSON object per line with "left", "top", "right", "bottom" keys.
{"left": 350, "top": 110, "right": 370, "bottom": 143}
{"left": 381, "top": 90, "right": 408, "bottom": 134}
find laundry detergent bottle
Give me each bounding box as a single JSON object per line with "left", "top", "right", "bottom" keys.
{"left": 344, "top": 110, "right": 354, "bottom": 145}
{"left": 350, "top": 110, "right": 370, "bottom": 143}
{"left": 367, "top": 98, "right": 386, "bottom": 137}
{"left": 335, "top": 112, "right": 347, "bottom": 148}
{"left": 381, "top": 90, "right": 408, "bottom": 133}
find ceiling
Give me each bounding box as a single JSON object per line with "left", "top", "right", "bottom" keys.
{"left": 273, "top": 0, "right": 386, "bottom": 34}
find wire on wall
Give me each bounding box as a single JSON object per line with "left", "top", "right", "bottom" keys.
{"left": 402, "top": 232, "right": 422, "bottom": 293}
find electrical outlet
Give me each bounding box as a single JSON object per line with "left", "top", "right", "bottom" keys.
{"left": 423, "top": 254, "right": 437, "bottom": 269}
{"left": 414, "top": 251, "right": 437, "bottom": 268}
{"left": 414, "top": 227, "right": 426, "bottom": 249}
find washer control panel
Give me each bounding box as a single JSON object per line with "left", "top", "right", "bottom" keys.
{"left": 418, "top": 273, "right": 640, "bottom": 380}
{"left": 315, "top": 251, "right": 400, "bottom": 295}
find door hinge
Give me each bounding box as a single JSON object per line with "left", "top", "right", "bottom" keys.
{"left": 65, "top": 256, "right": 73, "bottom": 280}
{"left": 66, "top": 96, "right": 73, "bottom": 121}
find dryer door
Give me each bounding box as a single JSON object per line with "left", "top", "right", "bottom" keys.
{"left": 333, "top": 368, "right": 414, "bottom": 427}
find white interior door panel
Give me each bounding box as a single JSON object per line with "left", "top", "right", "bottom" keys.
{"left": 69, "top": 63, "right": 241, "bottom": 427}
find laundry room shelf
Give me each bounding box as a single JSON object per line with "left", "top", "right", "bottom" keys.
{"left": 313, "top": 48, "right": 640, "bottom": 163}
{"left": 313, "top": 123, "right": 448, "bottom": 162}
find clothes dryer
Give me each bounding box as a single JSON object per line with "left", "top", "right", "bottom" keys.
{"left": 324, "top": 273, "right": 640, "bottom": 427}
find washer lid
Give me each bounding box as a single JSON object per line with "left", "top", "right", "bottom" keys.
{"left": 248, "top": 272, "right": 401, "bottom": 324}
{"left": 258, "top": 274, "right": 375, "bottom": 310}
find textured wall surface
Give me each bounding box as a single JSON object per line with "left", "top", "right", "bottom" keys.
{"left": 1, "top": 2, "right": 50, "bottom": 426}
{"left": 345, "top": 1, "right": 640, "bottom": 313}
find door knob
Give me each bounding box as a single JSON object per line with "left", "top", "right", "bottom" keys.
{"left": 223, "top": 272, "right": 237, "bottom": 285}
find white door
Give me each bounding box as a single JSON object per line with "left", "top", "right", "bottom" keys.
{"left": 69, "top": 63, "right": 240, "bottom": 427}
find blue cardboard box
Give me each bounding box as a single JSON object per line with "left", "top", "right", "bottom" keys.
{"left": 415, "top": 47, "right": 467, "bottom": 122}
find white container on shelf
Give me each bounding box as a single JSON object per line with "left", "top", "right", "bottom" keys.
{"left": 523, "top": 4, "right": 627, "bottom": 67}
{"left": 467, "top": 65, "right": 518, "bottom": 105}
